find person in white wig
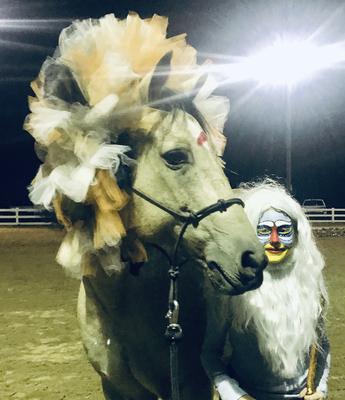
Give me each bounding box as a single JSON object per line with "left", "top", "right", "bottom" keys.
{"left": 201, "top": 181, "right": 330, "bottom": 400}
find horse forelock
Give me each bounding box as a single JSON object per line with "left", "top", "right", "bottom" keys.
{"left": 152, "top": 88, "right": 208, "bottom": 130}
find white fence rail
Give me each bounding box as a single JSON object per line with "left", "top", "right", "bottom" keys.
{"left": 0, "top": 207, "right": 54, "bottom": 226}
{"left": 0, "top": 207, "right": 344, "bottom": 226}
{"left": 303, "top": 208, "right": 345, "bottom": 223}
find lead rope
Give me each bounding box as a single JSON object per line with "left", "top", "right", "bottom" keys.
{"left": 132, "top": 188, "right": 244, "bottom": 400}
{"left": 165, "top": 271, "right": 182, "bottom": 400}
{"left": 164, "top": 222, "right": 189, "bottom": 400}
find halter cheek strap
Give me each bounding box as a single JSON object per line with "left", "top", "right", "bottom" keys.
{"left": 132, "top": 187, "right": 244, "bottom": 227}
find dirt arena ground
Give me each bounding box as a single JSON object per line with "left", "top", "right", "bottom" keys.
{"left": 0, "top": 227, "right": 344, "bottom": 399}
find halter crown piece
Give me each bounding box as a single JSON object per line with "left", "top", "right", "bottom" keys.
{"left": 24, "top": 13, "right": 230, "bottom": 278}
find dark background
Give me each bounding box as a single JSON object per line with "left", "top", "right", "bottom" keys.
{"left": 0, "top": 0, "right": 344, "bottom": 207}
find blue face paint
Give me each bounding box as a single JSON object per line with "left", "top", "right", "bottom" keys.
{"left": 257, "top": 208, "right": 295, "bottom": 247}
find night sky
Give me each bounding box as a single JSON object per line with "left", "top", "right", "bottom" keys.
{"left": 0, "top": 0, "right": 344, "bottom": 207}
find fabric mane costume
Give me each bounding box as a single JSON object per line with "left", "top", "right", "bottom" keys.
{"left": 202, "top": 181, "right": 330, "bottom": 400}
{"left": 24, "top": 13, "right": 229, "bottom": 277}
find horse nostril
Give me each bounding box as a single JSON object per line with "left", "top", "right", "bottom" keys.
{"left": 241, "top": 250, "right": 267, "bottom": 271}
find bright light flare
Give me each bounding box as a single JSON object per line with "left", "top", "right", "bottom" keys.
{"left": 219, "top": 38, "right": 345, "bottom": 87}
{"left": 0, "top": 18, "right": 72, "bottom": 30}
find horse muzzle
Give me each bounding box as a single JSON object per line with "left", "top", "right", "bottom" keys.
{"left": 205, "top": 250, "right": 267, "bottom": 296}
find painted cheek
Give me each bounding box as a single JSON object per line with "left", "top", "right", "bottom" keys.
{"left": 279, "top": 232, "right": 294, "bottom": 247}
{"left": 257, "top": 235, "right": 269, "bottom": 245}
{"left": 280, "top": 238, "right": 293, "bottom": 247}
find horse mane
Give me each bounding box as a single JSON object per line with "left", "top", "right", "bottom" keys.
{"left": 24, "top": 13, "right": 230, "bottom": 277}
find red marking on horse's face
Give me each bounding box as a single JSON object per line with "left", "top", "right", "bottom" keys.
{"left": 197, "top": 131, "right": 207, "bottom": 146}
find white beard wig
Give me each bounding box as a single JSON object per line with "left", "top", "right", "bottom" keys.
{"left": 230, "top": 180, "right": 328, "bottom": 379}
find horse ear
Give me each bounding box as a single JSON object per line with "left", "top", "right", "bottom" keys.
{"left": 43, "top": 62, "right": 87, "bottom": 105}
{"left": 148, "top": 51, "right": 173, "bottom": 103}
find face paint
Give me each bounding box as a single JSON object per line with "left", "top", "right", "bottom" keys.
{"left": 257, "top": 208, "right": 295, "bottom": 264}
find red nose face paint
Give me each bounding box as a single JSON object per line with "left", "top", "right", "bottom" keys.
{"left": 269, "top": 226, "right": 280, "bottom": 244}
{"left": 197, "top": 131, "right": 207, "bottom": 146}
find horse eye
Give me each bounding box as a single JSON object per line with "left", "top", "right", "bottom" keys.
{"left": 161, "top": 149, "right": 190, "bottom": 169}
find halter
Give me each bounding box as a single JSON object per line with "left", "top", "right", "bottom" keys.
{"left": 132, "top": 187, "right": 244, "bottom": 400}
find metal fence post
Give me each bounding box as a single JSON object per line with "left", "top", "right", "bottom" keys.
{"left": 15, "top": 207, "right": 19, "bottom": 225}
{"left": 332, "top": 208, "right": 335, "bottom": 223}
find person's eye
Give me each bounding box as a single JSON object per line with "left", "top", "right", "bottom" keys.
{"left": 161, "top": 149, "right": 190, "bottom": 170}
{"left": 278, "top": 225, "right": 293, "bottom": 235}
{"left": 257, "top": 225, "right": 271, "bottom": 235}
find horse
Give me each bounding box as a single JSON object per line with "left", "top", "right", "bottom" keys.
{"left": 25, "top": 14, "right": 267, "bottom": 400}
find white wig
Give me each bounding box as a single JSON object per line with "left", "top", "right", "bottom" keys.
{"left": 240, "top": 179, "right": 326, "bottom": 280}
{"left": 230, "top": 179, "right": 328, "bottom": 378}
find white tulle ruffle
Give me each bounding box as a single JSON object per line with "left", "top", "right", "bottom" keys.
{"left": 29, "top": 143, "right": 130, "bottom": 208}
{"left": 25, "top": 12, "right": 231, "bottom": 278}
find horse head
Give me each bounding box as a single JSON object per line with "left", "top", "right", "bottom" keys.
{"left": 25, "top": 14, "right": 266, "bottom": 296}
{"left": 116, "top": 53, "right": 266, "bottom": 295}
